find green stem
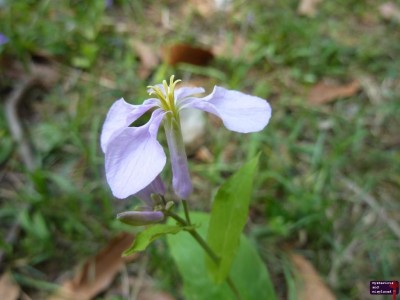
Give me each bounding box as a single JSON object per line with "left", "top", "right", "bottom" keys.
{"left": 182, "top": 200, "right": 191, "bottom": 225}
{"left": 166, "top": 211, "right": 242, "bottom": 300}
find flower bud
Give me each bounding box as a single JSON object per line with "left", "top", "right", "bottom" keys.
{"left": 117, "top": 210, "right": 164, "bottom": 226}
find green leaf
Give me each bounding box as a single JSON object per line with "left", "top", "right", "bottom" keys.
{"left": 123, "top": 224, "right": 181, "bottom": 256}
{"left": 167, "top": 212, "right": 277, "bottom": 300}
{"left": 206, "top": 155, "right": 259, "bottom": 283}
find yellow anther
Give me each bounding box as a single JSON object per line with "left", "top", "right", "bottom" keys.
{"left": 147, "top": 75, "right": 181, "bottom": 115}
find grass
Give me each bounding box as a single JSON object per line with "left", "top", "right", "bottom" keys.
{"left": 1, "top": 0, "right": 399, "bottom": 299}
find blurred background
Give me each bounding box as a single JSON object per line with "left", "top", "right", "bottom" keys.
{"left": 0, "top": 0, "right": 399, "bottom": 299}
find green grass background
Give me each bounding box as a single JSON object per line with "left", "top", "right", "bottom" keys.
{"left": 0, "top": 0, "right": 399, "bottom": 299}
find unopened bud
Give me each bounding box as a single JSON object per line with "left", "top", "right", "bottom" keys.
{"left": 117, "top": 211, "right": 164, "bottom": 226}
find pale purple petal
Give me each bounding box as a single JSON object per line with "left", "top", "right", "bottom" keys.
{"left": 180, "top": 86, "right": 271, "bottom": 133}
{"left": 135, "top": 175, "right": 166, "bottom": 205}
{"left": 100, "top": 98, "right": 158, "bottom": 153}
{"left": 105, "top": 110, "right": 166, "bottom": 199}
{"left": 175, "top": 87, "right": 205, "bottom": 105}
{"left": 0, "top": 33, "right": 8, "bottom": 45}
{"left": 164, "top": 118, "right": 192, "bottom": 199}
{"left": 117, "top": 210, "right": 164, "bottom": 226}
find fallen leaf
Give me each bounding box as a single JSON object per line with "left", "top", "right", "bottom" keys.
{"left": 291, "top": 253, "right": 336, "bottom": 300}
{"left": 49, "top": 233, "right": 137, "bottom": 300}
{"left": 308, "top": 80, "right": 360, "bottom": 104}
{"left": 298, "top": 0, "right": 322, "bottom": 17}
{"left": 138, "top": 290, "right": 176, "bottom": 300}
{"left": 163, "top": 44, "right": 214, "bottom": 66}
{"left": 379, "top": 2, "right": 400, "bottom": 23}
{"left": 130, "top": 40, "right": 160, "bottom": 79}
{"left": 0, "top": 271, "right": 20, "bottom": 300}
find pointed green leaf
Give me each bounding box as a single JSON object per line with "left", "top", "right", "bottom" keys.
{"left": 206, "top": 155, "right": 259, "bottom": 283}
{"left": 167, "top": 212, "right": 277, "bottom": 300}
{"left": 123, "top": 224, "right": 181, "bottom": 256}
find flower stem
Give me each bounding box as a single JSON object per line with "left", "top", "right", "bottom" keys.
{"left": 166, "top": 210, "right": 242, "bottom": 300}
{"left": 182, "top": 200, "right": 191, "bottom": 225}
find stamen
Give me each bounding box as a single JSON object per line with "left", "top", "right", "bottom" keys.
{"left": 147, "top": 75, "right": 182, "bottom": 114}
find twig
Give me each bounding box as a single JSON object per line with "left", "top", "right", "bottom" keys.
{"left": 4, "top": 77, "right": 38, "bottom": 171}
{"left": 182, "top": 199, "right": 191, "bottom": 225}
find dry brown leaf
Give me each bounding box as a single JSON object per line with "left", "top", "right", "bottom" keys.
{"left": 130, "top": 40, "right": 160, "bottom": 79}
{"left": 298, "top": 0, "right": 322, "bottom": 17}
{"left": 379, "top": 2, "right": 400, "bottom": 22}
{"left": 308, "top": 80, "right": 360, "bottom": 104}
{"left": 163, "top": 44, "right": 214, "bottom": 66}
{"left": 138, "top": 290, "right": 176, "bottom": 300}
{"left": 0, "top": 271, "right": 20, "bottom": 300}
{"left": 49, "top": 233, "right": 137, "bottom": 300}
{"left": 291, "top": 253, "right": 336, "bottom": 300}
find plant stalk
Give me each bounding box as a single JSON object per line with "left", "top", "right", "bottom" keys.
{"left": 182, "top": 199, "right": 191, "bottom": 225}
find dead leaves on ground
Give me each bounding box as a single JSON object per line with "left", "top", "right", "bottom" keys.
{"left": 0, "top": 272, "right": 20, "bottom": 300}
{"left": 130, "top": 40, "right": 215, "bottom": 77}
{"left": 163, "top": 43, "right": 214, "bottom": 67}
{"left": 0, "top": 233, "right": 173, "bottom": 300}
{"left": 308, "top": 80, "right": 361, "bottom": 105}
{"left": 291, "top": 253, "right": 336, "bottom": 300}
{"left": 50, "top": 233, "right": 137, "bottom": 300}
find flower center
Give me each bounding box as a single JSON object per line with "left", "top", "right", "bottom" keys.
{"left": 147, "top": 75, "right": 181, "bottom": 115}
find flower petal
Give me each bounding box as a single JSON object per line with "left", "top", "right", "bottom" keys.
{"left": 180, "top": 86, "right": 271, "bottom": 133}
{"left": 105, "top": 109, "right": 166, "bottom": 199}
{"left": 175, "top": 87, "right": 205, "bottom": 105}
{"left": 0, "top": 33, "right": 9, "bottom": 45}
{"left": 100, "top": 98, "right": 158, "bottom": 152}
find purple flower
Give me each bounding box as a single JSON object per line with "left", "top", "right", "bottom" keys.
{"left": 0, "top": 33, "right": 9, "bottom": 46}
{"left": 101, "top": 76, "right": 271, "bottom": 199}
